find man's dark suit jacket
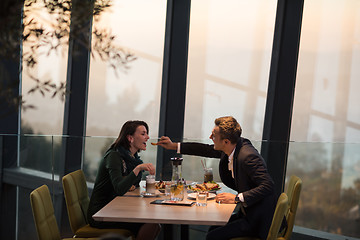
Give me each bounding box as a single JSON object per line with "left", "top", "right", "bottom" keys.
{"left": 181, "top": 137, "right": 277, "bottom": 240}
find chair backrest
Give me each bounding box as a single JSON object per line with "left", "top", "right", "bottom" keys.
{"left": 30, "top": 185, "right": 61, "bottom": 240}
{"left": 283, "top": 175, "right": 302, "bottom": 240}
{"left": 62, "top": 169, "right": 90, "bottom": 234}
{"left": 266, "top": 193, "right": 289, "bottom": 240}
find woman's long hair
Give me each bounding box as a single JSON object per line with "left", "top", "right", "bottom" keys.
{"left": 111, "top": 120, "right": 149, "bottom": 150}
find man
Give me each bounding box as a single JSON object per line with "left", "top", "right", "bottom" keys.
{"left": 157, "top": 116, "right": 277, "bottom": 240}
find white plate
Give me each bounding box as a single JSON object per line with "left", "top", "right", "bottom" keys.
{"left": 141, "top": 192, "right": 160, "bottom": 198}
{"left": 187, "top": 193, "right": 216, "bottom": 200}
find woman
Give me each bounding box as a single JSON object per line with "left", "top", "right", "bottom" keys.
{"left": 87, "top": 120, "right": 160, "bottom": 240}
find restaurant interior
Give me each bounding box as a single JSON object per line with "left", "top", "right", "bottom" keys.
{"left": 1, "top": 0, "right": 360, "bottom": 239}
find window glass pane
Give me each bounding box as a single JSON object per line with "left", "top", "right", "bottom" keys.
{"left": 287, "top": 142, "right": 360, "bottom": 238}
{"left": 86, "top": 0, "right": 166, "bottom": 138}
{"left": 289, "top": 0, "right": 360, "bottom": 237}
{"left": 19, "top": 135, "right": 62, "bottom": 176}
{"left": 21, "top": 1, "right": 67, "bottom": 135}
{"left": 85, "top": 0, "right": 165, "bottom": 177}
{"left": 83, "top": 136, "right": 115, "bottom": 182}
{"left": 184, "top": 0, "right": 277, "bottom": 141}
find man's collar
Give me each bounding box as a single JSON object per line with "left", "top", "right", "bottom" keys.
{"left": 228, "top": 147, "right": 236, "bottom": 162}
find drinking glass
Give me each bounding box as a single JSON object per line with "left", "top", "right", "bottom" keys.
{"left": 146, "top": 175, "right": 155, "bottom": 194}
{"left": 170, "top": 182, "right": 184, "bottom": 201}
{"left": 164, "top": 181, "right": 171, "bottom": 197}
{"left": 204, "top": 168, "right": 213, "bottom": 182}
{"left": 196, "top": 191, "right": 208, "bottom": 206}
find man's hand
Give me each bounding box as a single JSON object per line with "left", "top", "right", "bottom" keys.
{"left": 156, "top": 136, "right": 177, "bottom": 150}
{"left": 129, "top": 185, "right": 136, "bottom": 191}
{"left": 215, "top": 192, "right": 236, "bottom": 204}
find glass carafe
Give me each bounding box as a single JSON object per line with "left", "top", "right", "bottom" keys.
{"left": 171, "top": 157, "right": 183, "bottom": 181}
{"left": 170, "top": 157, "right": 184, "bottom": 201}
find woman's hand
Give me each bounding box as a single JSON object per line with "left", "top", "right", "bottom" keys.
{"left": 156, "top": 136, "right": 177, "bottom": 150}
{"left": 215, "top": 192, "right": 236, "bottom": 204}
{"left": 133, "top": 163, "right": 155, "bottom": 176}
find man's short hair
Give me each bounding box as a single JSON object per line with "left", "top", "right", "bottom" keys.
{"left": 214, "top": 116, "right": 242, "bottom": 144}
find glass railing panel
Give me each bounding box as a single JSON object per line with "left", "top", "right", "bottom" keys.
{"left": 83, "top": 136, "right": 116, "bottom": 183}
{"left": 3, "top": 134, "right": 360, "bottom": 238}
{"left": 287, "top": 141, "right": 360, "bottom": 238}
{"left": 18, "top": 135, "right": 61, "bottom": 175}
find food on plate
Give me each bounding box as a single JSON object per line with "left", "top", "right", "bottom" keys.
{"left": 155, "top": 180, "right": 165, "bottom": 189}
{"left": 188, "top": 181, "right": 220, "bottom": 192}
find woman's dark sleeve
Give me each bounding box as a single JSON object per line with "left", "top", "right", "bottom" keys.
{"left": 105, "top": 152, "right": 138, "bottom": 196}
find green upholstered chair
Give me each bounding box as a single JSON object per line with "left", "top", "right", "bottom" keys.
{"left": 62, "top": 170, "right": 134, "bottom": 239}
{"left": 30, "top": 185, "right": 98, "bottom": 240}
{"left": 281, "top": 175, "right": 302, "bottom": 240}
{"left": 230, "top": 192, "right": 289, "bottom": 240}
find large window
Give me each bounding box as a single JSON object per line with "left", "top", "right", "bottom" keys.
{"left": 86, "top": 0, "right": 166, "bottom": 137}
{"left": 85, "top": 0, "right": 166, "bottom": 179}
{"left": 21, "top": 1, "right": 68, "bottom": 135}
{"left": 184, "top": 0, "right": 277, "bottom": 141}
{"left": 182, "top": 0, "right": 277, "bottom": 178}
{"left": 288, "top": 0, "right": 360, "bottom": 237}
{"left": 19, "top": 1, "right": 68, "bottom": 174}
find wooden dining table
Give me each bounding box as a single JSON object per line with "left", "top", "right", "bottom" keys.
{"left": 92, "top": 184, "right": 236, "bottom": 239}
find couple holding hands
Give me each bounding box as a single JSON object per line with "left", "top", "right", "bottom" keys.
{"left": 87, "top": 116, "right": 276, "bottom": 240}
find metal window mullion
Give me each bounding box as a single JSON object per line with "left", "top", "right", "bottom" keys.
{"left": 156, "top": 0, "right": 191, "bottom": 181}
{"left": 261, "top": 0, "right": 305, "bottom": 195}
